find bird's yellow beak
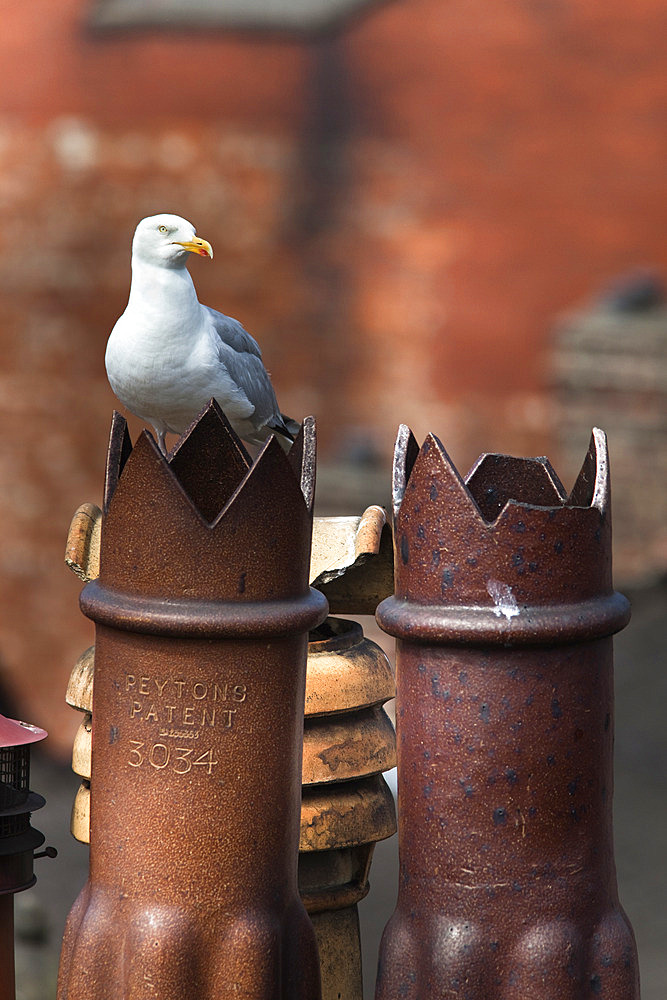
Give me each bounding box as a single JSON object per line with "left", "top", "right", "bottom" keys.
{"left": 174, "top": 237, "right": 214, "bottom": 259}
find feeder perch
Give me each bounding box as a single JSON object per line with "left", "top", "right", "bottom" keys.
{"left": 0, "top": 714, "right": 54, "bottom": 1000}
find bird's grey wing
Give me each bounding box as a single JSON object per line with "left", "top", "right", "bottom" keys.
{"left": 206, "top": 308, "right": 286, "bottom": 432}
{"left": 203, "top": 306, "right": 264, "bottom": 359}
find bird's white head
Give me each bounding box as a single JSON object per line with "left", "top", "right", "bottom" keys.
{"left": 132, "top": 214, "right": 214, "bottom": 268}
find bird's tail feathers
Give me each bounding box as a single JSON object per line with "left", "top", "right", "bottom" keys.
{"left": 280, "top": 414, "right": 302, "bottom": 439}
{"left": 265, "top": 414, "right": 300, "bottom": 453}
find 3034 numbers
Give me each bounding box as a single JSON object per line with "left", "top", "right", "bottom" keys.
{"left": 128, "top": 741, "right": 218, "bottom": 775}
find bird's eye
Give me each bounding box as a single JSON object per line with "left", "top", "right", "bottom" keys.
{"left": 158, "top": 225, "right": 168, "bottom": 233}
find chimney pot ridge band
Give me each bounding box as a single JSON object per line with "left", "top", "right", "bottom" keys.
{"left": 80, "top": 583, "right": 328, "bottom": 638}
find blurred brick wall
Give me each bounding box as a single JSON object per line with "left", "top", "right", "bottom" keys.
{"left": 1, "top": 0, "right": 665, "bottom": 753}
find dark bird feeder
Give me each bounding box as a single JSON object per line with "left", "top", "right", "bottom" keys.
{"left": 0, "top": 714, "right": 53, "bottom": 1000}
{"left": 57, "top": 402, "right": 328, "bottom": 1000}
{"left": 375, "top": 426, "right": 639, "bottom": 999}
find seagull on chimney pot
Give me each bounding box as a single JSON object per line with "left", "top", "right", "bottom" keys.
{"left": 105, "top": 213, "right": 299, "bottom": 455}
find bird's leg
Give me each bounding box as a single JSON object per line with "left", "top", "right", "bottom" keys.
{"left": 157, "top": 429, "right": 168, "bottom": 456}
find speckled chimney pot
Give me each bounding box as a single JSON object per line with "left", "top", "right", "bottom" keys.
{"left": 57, "top": 402, "right": 327, "bottom": 1000}
{"left": 374, "top": 426, "right": 639, "bottom": 1000}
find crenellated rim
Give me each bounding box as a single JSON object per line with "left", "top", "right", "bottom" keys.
{"left": 104, "top": 401, "right": 316, "bottom": 523}
{"left": 388, "top": 425, "right": 617, "bottom": 618}
{"left": 95, "top": 402, "right": 318, "bottom": 605}
{"left": 392, "top": 424, "right": 610, "bottom": 526}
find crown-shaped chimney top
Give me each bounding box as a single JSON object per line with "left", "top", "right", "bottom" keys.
{"left": 391, "top": 426, "right": 613, "bottom": 609}
{"left": 96, "top": 402, "right": 317, "bottom": 605}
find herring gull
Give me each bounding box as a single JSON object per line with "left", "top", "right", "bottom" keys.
{"left": 105, "top": 213, "right": 298, "bottom": 454}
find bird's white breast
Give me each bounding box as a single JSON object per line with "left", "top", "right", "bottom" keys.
{"left": 105, "top": 259, "right": 251, "bottom": 434}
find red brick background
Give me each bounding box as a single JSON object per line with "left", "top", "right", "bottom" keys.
{"left": 1, "top": 0, "right": 665, "bottom": 753}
